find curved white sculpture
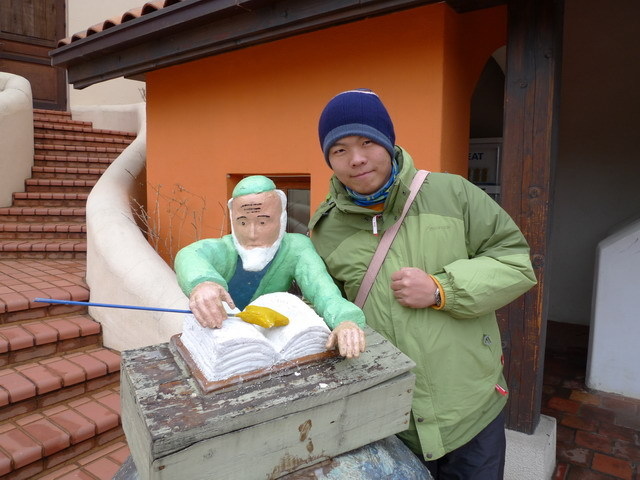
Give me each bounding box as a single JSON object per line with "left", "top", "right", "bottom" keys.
{"left": 85, "top": 103, "right": 189, "bottom": 351}
{"left": 0, "top": 73, "right": 34, "bottom": 207}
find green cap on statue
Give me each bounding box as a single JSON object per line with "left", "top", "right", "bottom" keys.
{"left": 232, "top": 175, "right": 276, "bottom": 198}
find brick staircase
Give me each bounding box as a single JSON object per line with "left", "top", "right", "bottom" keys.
{"left": 0, "top": 109, "right": 136, "bottom": 479}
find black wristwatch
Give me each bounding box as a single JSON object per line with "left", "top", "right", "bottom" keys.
{"left": 434, "top": 287, "right": 441, "bottom": 307}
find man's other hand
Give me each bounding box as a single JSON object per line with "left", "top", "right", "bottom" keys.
{"left": 325, "top": 321, "right": 366, "bottom": 359}
{"left": 189, "top": 281, "right": 236, "bottom": 328}
{"left": 391, "top": 267, "right": 437, "bottom": 308}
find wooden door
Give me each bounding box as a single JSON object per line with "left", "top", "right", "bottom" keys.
{"left": 0, "top": 0, "right": 67, "bottom": 110}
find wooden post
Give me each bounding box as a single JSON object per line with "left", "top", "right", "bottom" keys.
{"left": 498, "top": 0, "right": 563, "bottom": 434}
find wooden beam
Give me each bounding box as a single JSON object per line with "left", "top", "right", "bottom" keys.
{"left": 445, "top": 0, "right": 505, "bottom": 13}
{"left": 498, "top": 0, "right": 563, "bottom": 434}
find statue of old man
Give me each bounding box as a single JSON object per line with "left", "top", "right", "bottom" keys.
{"left": 174, "top": 175, "right": 366, "bottom": 358}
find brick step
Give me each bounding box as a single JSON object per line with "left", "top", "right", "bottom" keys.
{"left": 0, "top": 385, "right": 123, "bottom": 479}
{"left": 0, "top": 277, "right": 88, "bottom": 325}
{"left": 31, "top": 112, "right": 98, "bottom": 132}
{"left": 35, "top": 439, "right": 129, "bottom": 480}
{"left": 0, "top": 304, "right": 88, "bottom": 328}
{"left": 25, "top": 179, "right": 96, "bottom": 194}
{"left": 34, "top": 133, "right": 133, "bottom": 149}
{"left": 0, "top": 240, "right": 87, "bottom": 260}
{"left": 34, "top": 121, "right": 136, "bottom": 141}
{"left": 0, "top": 207, "right": 86, "bottom": 224}
{"left": 0, "top": 223, "right": 86, "bottom": 240}
{"left": 35, "top": 144, "right": 125, "bottom": 159}
{"left": 31, "top": 166, "right": 106, "bottom": 181}
{"left": 0, "top": 347, "right": 120, "bottom": 422}
{"left": 12, "top": 193, "right": 89, "bottom": 208}
{"left": 34, "top": 154, "right": 113, "bottom": 170}
{"left": 0, "top": 315, "right": 101, "bottom": 368}
{"left": 32, "top": 110, "right": 76, "bottom": 123}
{"left": 0, "top": 305, "right": 90, "bottom": 328}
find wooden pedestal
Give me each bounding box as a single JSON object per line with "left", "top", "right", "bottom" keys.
{"left": 121, "top": 327, "right": 416, "bottom": 480}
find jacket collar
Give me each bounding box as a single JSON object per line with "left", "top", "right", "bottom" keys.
{"left": 309, "top": 147, "right": 418, "bottom": 233}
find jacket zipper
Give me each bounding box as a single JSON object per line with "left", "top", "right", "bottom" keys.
{"left": 372, "top": 214, "right": 382, "bottom": 236}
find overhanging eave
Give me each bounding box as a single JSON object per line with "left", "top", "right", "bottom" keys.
{"left": 51, "top": 0, "right": 505, "bottom": 89}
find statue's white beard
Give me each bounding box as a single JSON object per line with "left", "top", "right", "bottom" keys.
{"left": 232, "top": 235, "right": 283, "bottom": 272}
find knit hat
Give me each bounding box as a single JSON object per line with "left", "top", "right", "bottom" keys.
{"left": 232, "top": 175, "right": 276, "bottom": 198}
{"left": 318, "top": 89, "right": 395, "bottom": 165}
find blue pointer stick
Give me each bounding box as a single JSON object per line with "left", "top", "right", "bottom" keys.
{"left": 34, "top": 298, "right": 192, "bottom": 314}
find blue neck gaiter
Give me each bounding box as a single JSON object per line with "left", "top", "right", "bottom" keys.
{"left": 345, "top": 158, "right": 399, "bottom": 206}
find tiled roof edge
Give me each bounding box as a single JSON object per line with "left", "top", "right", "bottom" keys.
{"left": 57, "top": 0, "right": 185, "bottom": 48}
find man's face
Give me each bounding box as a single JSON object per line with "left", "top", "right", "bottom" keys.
{"left": 328, "top": 135, "right": 392, "bottom": 195}
{"left": 231, "top": 191, "right": 282, "bottom": 249}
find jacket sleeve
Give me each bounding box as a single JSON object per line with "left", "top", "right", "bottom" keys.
{"left": 432, "top": 178, "right": 537, "bottom": 319}
{"left": 173, "top": 238, "right": 236, "bottom": 297}
{"left": 291, "top": 235, "right": 366, "bottom": 329}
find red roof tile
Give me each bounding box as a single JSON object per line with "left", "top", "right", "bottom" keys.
{"left": 58, "top": 0, "right": 188, "bottom": 47}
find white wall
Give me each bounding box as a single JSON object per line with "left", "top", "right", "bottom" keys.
{"left": 547, "top": 0, "right": 640, "bottom": 325}
{"left": 588, "top": 219, "right": 640, "bottom": 398}
{"left": 0, "top": 73, "right": 34, "bottom": 207}
{"left": 66, "top": 1, "right": 145, "bottom": 107}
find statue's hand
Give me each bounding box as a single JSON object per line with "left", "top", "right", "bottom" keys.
{"left": 325, "top": 321, "right": 366, "bottom": 359}
{"left": 189, "top": 281, "right": 236, "bottom": 328}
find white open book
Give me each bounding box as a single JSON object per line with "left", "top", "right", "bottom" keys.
{"left": 179, "top": 292, "right": 331, "bottom": 383}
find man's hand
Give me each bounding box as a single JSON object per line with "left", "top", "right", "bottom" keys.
{"left": 189, "top": 281, "right": 236, "bottom": 328}
{"left": 391, "top": 267, "right": 438, "bottom": 308}
{"left": 325, "top": 321, "right": 366, "bottom": 359}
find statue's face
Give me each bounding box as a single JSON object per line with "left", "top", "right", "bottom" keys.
{"left": 231, "top": 191, "right": 282, "bottom": 249}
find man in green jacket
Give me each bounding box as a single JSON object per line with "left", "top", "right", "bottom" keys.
{"left": 174, "top": 175, "right": 366, "bottom": 358}
{"left": 309, "top": 89, "right": 537, "bottom": 479}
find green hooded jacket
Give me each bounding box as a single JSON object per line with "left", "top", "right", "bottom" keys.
{"left": 309, "top": 147, "right": 537, "bottom": 460}
{"left": 174, "top": 233, "right": 365, "bottom": 329}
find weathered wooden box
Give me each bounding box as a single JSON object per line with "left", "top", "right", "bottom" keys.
{"left": 121, "top": 326, "right": 416, "bottom": 480}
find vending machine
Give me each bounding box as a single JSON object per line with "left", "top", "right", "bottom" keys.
{"left": 468, "top": 138, "right": 502, "bottom": 203}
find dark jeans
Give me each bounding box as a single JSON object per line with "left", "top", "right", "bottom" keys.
{"left": 419, "top": 410, "right": 506, "bottom": 480}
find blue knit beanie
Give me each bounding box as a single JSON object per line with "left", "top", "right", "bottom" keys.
{"left": 318, "top": 89, "right": 396, "bottom": 166}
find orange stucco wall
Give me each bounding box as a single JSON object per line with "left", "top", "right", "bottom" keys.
{"left": 146, "top": 3, "right": 506, "bottom": 260}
